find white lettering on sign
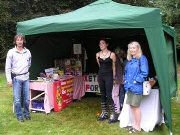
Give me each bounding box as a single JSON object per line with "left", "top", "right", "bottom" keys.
{"left": 62, "top": 90, "right": 66, "bottom": 94}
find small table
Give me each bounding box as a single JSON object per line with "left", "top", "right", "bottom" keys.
{"left": 29, "top": 81, "right": 54, "bottom": 113}
{"left": 119, "top": 89, "right": 163, "bottom": 132}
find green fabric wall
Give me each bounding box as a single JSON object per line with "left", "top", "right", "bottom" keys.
{"left": 164, "top": 33, "right": 177, "bottom": 97}
{"left": 27, "top": 34, "right": 72, "bottom": 79}
{"left": 145, "top": 27, "right": 172, "bottom": 131}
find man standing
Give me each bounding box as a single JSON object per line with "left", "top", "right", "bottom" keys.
{"left": 5, "top": 33, "right": 31, "bottom": 122}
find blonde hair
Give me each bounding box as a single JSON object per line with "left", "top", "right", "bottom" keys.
{"left": 127, "top": 41, "right": 142, "bottom": 61}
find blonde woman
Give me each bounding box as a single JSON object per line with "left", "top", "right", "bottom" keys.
{"left": 124, "top": 41, "right": 149, "bottom": 133}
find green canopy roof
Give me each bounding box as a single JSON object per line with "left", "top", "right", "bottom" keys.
{"left": 17, "top": 0, "right": 177, "bottom": 132}
{"left": 17, "top": 0, "right": 162, "bottom": 35}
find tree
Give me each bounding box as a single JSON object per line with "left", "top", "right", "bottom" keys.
{"left": 0, "top": 1, "right": 13, "bottom": 60}
{"left": 153, "top": 0, "right": 180, "bottom": 48}
{"left": 115, "top": 0, "right": 151, "bottom": 6}
{"left": 153, "top": 0, "right": 180, "bottom": 25}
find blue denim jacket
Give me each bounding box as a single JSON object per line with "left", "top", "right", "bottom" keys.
{"left": 124, "top": 55, "right": 149, "bottom": 95}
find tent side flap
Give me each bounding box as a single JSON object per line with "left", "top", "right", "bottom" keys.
{"left": 145, "top": 27, "right": 172, "bottom": 131}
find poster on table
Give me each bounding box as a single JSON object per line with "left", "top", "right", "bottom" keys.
{"left": 53, "top": 77, "right": 74, "bottom": 112}
{"left": 84, "top": 74, "right": 100, "bottom": 93}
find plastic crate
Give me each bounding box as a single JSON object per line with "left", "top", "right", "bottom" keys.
{"left": 32, "top": 100, "right": 44, "bottom": 110}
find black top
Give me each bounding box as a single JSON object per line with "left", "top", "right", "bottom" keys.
{"left": 98, "top": 53, "right": 113, "bottom": 75}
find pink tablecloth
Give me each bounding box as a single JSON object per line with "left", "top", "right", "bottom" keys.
{"left": 73, "top": 76, "right": 85, "bottom": 100}
{"left": 30, "top": 81, "right": 54, "bottom": 113}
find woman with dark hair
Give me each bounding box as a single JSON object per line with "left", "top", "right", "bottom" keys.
{"left": 114, "top": 48, "right": 126, "bottom": 113}
{"left": 5, "top": 33, "right": 31, "bottom": 122}
{"left": 96, "top": 38, "right": 118, "bottom": 123}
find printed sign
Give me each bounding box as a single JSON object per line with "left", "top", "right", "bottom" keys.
{"left": 84, "top": 74, "right": 100, "bottom": 93}
{"left": 73, "top": 44, "right": 82, "bottom": 54}
{"left": 53, "top": 77, "right": 74, "bottom": 112}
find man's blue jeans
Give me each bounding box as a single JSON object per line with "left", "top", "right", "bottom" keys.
{"left": 13, "top": 78, "right": 30, "bottom": 119}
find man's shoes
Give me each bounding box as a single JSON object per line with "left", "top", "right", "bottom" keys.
{"left": 25, "top": 116, "right": 31, "bottom": 120}
{"left": 17, "top": 117, "right": 24, "bottom": 122}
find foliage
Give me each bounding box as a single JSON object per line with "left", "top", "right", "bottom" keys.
{"left": 115, "top": 0, "right": 151, "bottom": 7}
{"left": 175, "top": 24, "right": 180, "bottom": 49}
{"left": 153, "top": 0, "right": 180, "bottom": 26}
{"left": 0, "top": 1, "right": 14, "bottom": 60}
{"left": 153, "top": 0, "right": 180, "bottom": 48}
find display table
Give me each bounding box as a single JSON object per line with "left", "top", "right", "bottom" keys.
{"left": 30, "top": 81, "right": 54, "bottom": 113}
{"left": 119, "top": 89, "right": 162, "bottom": 132}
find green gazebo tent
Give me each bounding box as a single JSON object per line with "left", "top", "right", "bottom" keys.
{"left": 16, "top": 0, "right": 177, "bottom": 132}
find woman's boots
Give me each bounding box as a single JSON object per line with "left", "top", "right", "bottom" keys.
{"left": 98, "top": 103, "right": 119, "bottom": 123}
{"left": 108, "top": 104, "right": 119, "bottom": 124}
{"left": 98, "top": 102, "right": 108, "bottom": 121}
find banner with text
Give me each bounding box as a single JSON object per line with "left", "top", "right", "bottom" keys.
{"left": 53, "top": 76, "right": 74, "bottom": 112}
{"left": 84, "top": 74, "right": 100, "bottom": 93}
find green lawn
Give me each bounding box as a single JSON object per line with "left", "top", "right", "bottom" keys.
{"left": 0, "top": 72, "right": 179, "bottom": 135}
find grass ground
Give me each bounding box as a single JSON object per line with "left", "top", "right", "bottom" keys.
{"left": 0, "top": 71, "right": 179, "bottom": 135}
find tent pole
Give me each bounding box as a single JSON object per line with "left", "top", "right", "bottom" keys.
{"left": 176, "top": 91, "right": 179, "bottom": 102}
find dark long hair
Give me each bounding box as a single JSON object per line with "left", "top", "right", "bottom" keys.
{"left": 99, "top": 37, "right": 109, "bottom": 45}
